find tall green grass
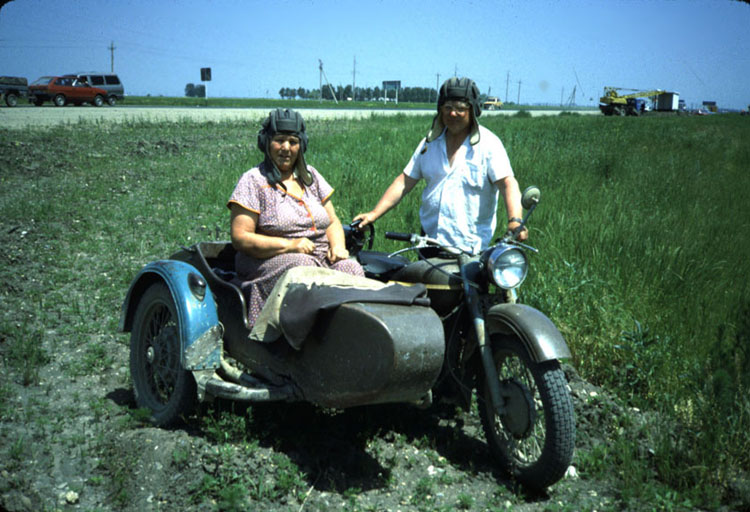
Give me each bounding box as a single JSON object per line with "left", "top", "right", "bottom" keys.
{"left": 1, "top": 113, "right": 748, "bottom": 507}
{"left": 485, "top": 114, "right": 750, "bottom": 504}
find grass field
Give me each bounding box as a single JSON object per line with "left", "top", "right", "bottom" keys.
{"left": 1, "top": 112, "right": 749, "bottom": 509}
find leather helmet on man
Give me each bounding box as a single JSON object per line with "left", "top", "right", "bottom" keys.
{"left": 438, "top": 76, "right": 482, "bottom": 119}
{"left": 427, "top": 77, "right": 482, "bottom": 145}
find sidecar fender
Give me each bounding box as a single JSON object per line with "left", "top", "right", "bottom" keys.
{"left": 119, "top": 260, "right": 222, "bottom": 371}
{"left": 486, "top": 303, "right": 571, "bottom": 362}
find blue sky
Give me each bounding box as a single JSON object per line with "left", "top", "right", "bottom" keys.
{"left": 1, "top": 0, "right": 749, "bottom": 109}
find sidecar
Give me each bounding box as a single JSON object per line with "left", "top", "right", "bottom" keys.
{"left": 119, "top": 242, "right": 446, "bottom": 426}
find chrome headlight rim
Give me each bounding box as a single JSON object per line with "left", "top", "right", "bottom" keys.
{"left": 485, "top": 245, "right": 528, "bottom": 289}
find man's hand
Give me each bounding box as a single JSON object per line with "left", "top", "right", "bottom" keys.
{"left": 352, "top": 212, "right": 377, "bottom": 229}
{"left": 508, "top": 218, "right": 529, "bottom": 241}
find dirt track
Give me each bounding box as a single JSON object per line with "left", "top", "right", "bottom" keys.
{"left": 0, "top": 105, "right": 595, "bottom": 129}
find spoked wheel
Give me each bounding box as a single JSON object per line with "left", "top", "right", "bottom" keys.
{"left": 130, "top": 282, "right": 196, "bottom": 426}
{"left": 478, "top": 335, "right": 575, "bottom": 490}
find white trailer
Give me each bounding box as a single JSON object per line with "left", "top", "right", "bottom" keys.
{"left": 656, "top": 92, "right": 680, "bottom": 112}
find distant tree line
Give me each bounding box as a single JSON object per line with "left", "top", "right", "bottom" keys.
{"left": 182, "top": 82, "right": 441, "bottom": 103}
{"left": 279, "top": 85, "right": 438, "bottom": 103}
{"left": 184, "top": 83, "right": 206, "bottom": 98}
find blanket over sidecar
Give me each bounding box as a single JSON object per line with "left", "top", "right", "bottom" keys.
{"left": 122, "top": 242, "right": 446, "bottom": 409}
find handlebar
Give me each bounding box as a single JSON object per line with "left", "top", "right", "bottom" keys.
{"left": 384, "top": 231, "right": 413, "bottom": 242}
{"left": 344, "top": 219, "right": 374, "bottom": 254}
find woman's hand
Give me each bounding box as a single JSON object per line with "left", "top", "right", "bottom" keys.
{"left": 231, "top": 204, "right": 318, "bottom": 258}
{"left": 289, "top": 237, "right": 315, "bottom": 254}
{"left": 327, "top": 245, "right": 350, "bottom": 264}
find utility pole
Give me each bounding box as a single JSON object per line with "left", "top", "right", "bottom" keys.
{"left": 108, "top": 41, "right": 116, "bottom": 73}
{"left": 505, "top": 71, "right": 509, "bottom": 103}
{"left": 454, "top": 64, "right": 458, "bottom": 77}
{"left": 517, "top": 80, "right": 522, "bottom": 105}
{"left": 352, "top": 56, "right": 356, "bottom": 101}
{"left": 318, "top": 59, "right": 338, "bottom": 104}
{"left": 319, "top": 60, "right": 323, "bottom": 102}
{"left": 435, "top": 72, "right": 440, "bottom": 102}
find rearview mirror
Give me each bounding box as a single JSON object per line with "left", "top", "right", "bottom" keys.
{"left": 521, "top": 186, "right": 541, "bottom": 210}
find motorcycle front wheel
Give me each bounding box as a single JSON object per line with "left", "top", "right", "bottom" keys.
{"left": 130, "top": 282, "right": 196, "bottom": 426}
{"left": 478, "top": 334, "right": 575, "bottom": 490}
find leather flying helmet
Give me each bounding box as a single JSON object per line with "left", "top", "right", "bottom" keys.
{"left": 438, "top": 76, "right": 482, "bottom": 118}
{"left": 257, "top": 108, "right": 312, "bottom": 186}
{"left": 427, "top": 77, "right": 482, "bottom": 145}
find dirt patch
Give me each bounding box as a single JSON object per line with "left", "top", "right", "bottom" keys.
{"left": 0, "top": 336, "right": 681, "bottom": 512}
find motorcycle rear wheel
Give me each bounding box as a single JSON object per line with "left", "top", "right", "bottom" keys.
{"left": 130, "top": 282, "right": 196, "bottom": 426}
{"left": 478, "top": 334, "right": 575, "bottom": 490}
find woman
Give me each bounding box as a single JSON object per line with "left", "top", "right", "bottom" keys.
{"left": 228, "top": 108, "right": 364, "bottom": 326}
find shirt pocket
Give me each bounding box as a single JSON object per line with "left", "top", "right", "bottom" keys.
{"left": 462, "top": 161, "right": 485, "bottom": 190}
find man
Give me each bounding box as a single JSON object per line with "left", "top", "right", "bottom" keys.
{"left": 355, "top": 77, "right": 527, "bottom": 254}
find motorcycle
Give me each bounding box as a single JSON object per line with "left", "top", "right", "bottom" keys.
{"left": 120, "top": 185, "right": 575, "bottom": 490}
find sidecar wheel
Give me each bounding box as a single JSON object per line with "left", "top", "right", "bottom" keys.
{"left": 130, "top": 282, "right": 196, "bottom": 426}
{"left": 478, "top": 335, "right": 575, "bottom": 490}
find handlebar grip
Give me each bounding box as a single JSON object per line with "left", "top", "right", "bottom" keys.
{"left": 385, "top": 231, "right": 412, "bottom": 241}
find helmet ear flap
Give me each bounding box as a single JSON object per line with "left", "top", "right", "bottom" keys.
{"left": 256, "top": 130, "right": 265, "bottom": 153}
{"left": 257, "top": 116, "right": 270, "bottom": 152}
{"left": 471, "top": 81, "right": 482, "bottom": 118}
{"left": 296, "top": 115, "right": 308, "bottom": 154}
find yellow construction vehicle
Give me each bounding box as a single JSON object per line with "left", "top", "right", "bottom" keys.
{"left": 599, "top": 86, "right": 668, "bottom": 116}
{"left": 482, "top": 96, "right": 503, "bottom": 110}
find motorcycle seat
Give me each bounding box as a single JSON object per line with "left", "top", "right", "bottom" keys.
{"left": 357, "top": 251, "right": 409, "bottom": 279}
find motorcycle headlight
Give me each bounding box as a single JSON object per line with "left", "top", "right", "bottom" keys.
{"left": 485, "top": 246, "right": 528, "bottom": 289}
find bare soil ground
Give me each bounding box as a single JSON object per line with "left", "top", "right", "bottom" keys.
{"left": 0, "top": 325, "right": 691, "bottom": 512}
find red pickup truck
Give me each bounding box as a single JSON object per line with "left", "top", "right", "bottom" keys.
{"left": 29, "top": 76, "right": 109, "bottom": 107}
